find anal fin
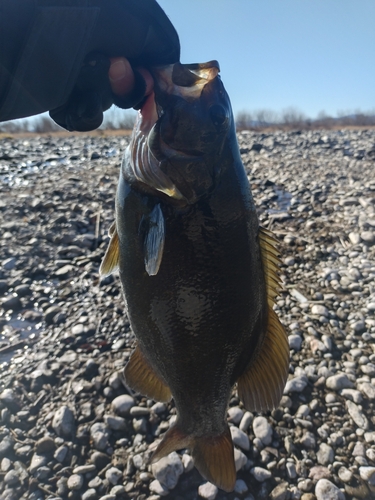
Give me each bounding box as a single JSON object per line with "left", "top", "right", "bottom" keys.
{"left": 151, "top": 423, "right": 236, "bottom": 493}
{"left": 237, "top": 306, "right": 289, "bottom": 412}
{"left": 124, "top": 345, "right": 172, "bottom": 402}
{"left": 99, "top": 222, "right": 119, "bottom": 277}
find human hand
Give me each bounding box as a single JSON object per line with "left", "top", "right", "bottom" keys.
{"left": 50, "top": 54, "right": 154, "bottom": 132}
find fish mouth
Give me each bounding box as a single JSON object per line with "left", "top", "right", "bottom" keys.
{"left": 127, "top": 61, "right": 222, "bottom": 201}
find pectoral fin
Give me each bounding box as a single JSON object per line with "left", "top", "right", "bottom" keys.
{"left": 99, "top": 223, "right": 119, "bottom": 277}
{"left": 124, "top": 345, "right": 172, "bottom": 402}
{"left": 143, "top": 203, "right": 165, "bottom": 276}
{"left": 237, "top": 226, "right": 289, "bottom": 412}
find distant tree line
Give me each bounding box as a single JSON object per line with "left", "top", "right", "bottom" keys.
{"left": 236, "top": 107, "right": 375, "bottom": 130}
{"left": 1, "top": 106, "right": 375, "bottom": 134}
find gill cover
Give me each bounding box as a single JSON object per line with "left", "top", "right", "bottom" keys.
{"left": 127, "top": 61, "right": 232, "bottom": 204}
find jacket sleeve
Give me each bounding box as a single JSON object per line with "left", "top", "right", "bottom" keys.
{"left": 0, "top": 0, "right": 180, "bottom": 123}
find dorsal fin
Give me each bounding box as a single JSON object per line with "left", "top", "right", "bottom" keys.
{"left": 124, "top": 345, "right": 172, "bottom": 402}
{"left": 237, "top": 226, "right": 289, "bottom": 412}
{"left": 99, "top": 223, "right": 120, "bottom": 277}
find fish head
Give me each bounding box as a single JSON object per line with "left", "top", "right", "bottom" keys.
{"left": 127, "top": 61, "right": 234, "bottom": 204}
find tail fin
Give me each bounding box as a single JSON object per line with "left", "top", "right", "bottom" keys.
{"left": 151, "top": 423, "right": 236, "bottom": 492}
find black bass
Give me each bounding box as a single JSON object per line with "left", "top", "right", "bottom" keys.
{"left": 100, "top": 61, "right": 289, "bottom": 492}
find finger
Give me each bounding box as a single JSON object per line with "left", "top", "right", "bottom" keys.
{"left": 136, "top": 68, "right": 154, "bottom": 96}
{"left": 109, "top": 57, "right": 135, "bottom": 96}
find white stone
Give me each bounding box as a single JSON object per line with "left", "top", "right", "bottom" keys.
{"left": 111, "top": 395, "right": 135, "bottom": 416}
{"left": 326, "top": 373, "right": 354, "bottom": 391}
{"left": 253, "top": 416, "right": 272, "bottom": 445}
{"left": 151, "top": 452, "right": 183, "bottom": 490}
{"left": 52, "top": 406, "right": 75, "bottom": 438}
{"left": 284, "top": 375, "right": 308, "bottom": 393}
{"left": 346, "top": 400, "right": 369, "bottom": 430}
{"left": 230, "top": 426, "right": 250, "bottom": 450}
{"left": 315, "top": 478, "right": 345, "bottom": 500}
{"left": 311, "top": 305, "right": 329, "bottom": 317}
{"left": 234, "top": 448, "right": 247, "bottom": 471}
{"left": 67, "top": 474, "right": 84, "bottom": 490}
{"left": 198, "top": 482, "right": 218, "bottom": 500}
{"left": 149, "top": 479, "right": 169, "bottom": 496}
{"left": 182, "top": 453, "right": 194, "bottom": 472}
{"left": 359, "top": 466, "right": 375, "bottom": 485}
{"left": 250, "top": 466, "right": 272, "bottom": 482}
{"left": 106, "top": 467, "right": 123, "bottom": 485}
{"left": 234, "top": 479, "right": 248, "bottom": 494}
{"left": 227, "top": 407, "right": 244, "bottom": 424}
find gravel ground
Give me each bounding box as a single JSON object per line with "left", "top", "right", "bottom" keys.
{"left": 0, "top": 129, "right": 375, "bottom": 500}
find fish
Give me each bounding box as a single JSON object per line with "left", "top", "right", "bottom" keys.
{"left": 100, "top": 60, "right": 289, "bottom": 492}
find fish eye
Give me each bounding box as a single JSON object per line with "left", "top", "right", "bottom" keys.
{"left": 209, "top": 104, "right": 228, "bottom": 127}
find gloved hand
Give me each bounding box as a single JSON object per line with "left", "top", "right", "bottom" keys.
{"left": 0, "top": 0, "right": 180, "bottom": 130}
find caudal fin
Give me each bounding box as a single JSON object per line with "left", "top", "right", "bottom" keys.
{"left": 151, "top": 423, "right": 236, "bottom": 492}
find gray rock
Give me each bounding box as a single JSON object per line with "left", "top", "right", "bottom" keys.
{"left": 269, "top": 482, "right": 289, "bottom": 500}
{"left": 105, "top": 467, "right": 123, "bottom": 485}
{"left": 81, "top": 489, "right": 98, "bottom": 500}
{"left": 340, "top": 388, "right": 363, "bottom": 403}
{"left": 129, "top": 406, "right": 150, "bottom": 417}
{"left": 4, "top": 469, "right": 19, "bottom": 486}
{"left": 311, "top": 305, "right": 329, "bottom": 317}
{"left": 326, "top": 373, "right": 354, "bottom": 391}
{"left": 338, "top": 467, "right": 352, "bottom": 483}
{"left": 234, "top": 479, "right": 248, "bottom": 494}
{"left": 359, "top": 466, "right": 375, "bottom": 485}
{"left": 317, "top": 443, "right": 334, "bottom": 465}
{"left": 151, "top": 452, "right": 183, "bottom": 489}
{"left": 300, "top": 431, "right": 316, "bottom": 449}
{"left": 104, "top": 415, "right": 127, "bottom": 431}
{"left": 111, "top": 394, "right": 135, "bottom": 416}
{"left": 29, "top": 453, "right": 48, "bottom": 474}
{"left": 315, "top": 479, "right": 345, "bottom": 500}
{"left": 198, "top": 482, "right": 218, "bottom": 499}
{"left": 239, "top": 411, "right": 253, "bottom": 432}
{"left": 253, "top": 416, "right": 272, "bottom": 445}
{"left": 250, "top": 466, "right": 272, "bottom": 481}
{"left": 52, "top": 406, "right": 75, "bottom": 438}
{"left": 361, "top": 363, "right": 375, "bottom": 376}
{"left": 149, "top": 479, "right": 169, "bottom": 496}
{"left": 284, "top": 375, "right": 308, "bottom": 393}
{"left": 346, "top": 400, "right": 369, "bottom": 429}
{"left": 358, "top": 382, "right": 375, "bottom": 400}
{"left": 227, "top": 406, "right": 244, "bottom": 424}
{"left": 230, "top": 426, "right": 250, "bottom": 450}
{"left": 2, "top": 257, "right": 16, "bottom": 270}
{"left": 44, "top": 305, "right": 63, "bottom": 324}
{"left": 151, "top": 402, "right": 167, "bottom": 414}
{"left": 182, "top": 453, "right": 194, "bottom": 472}
{"left": 234, "top": 448, "right": 248, "bottom": 471}
{"left": 73, "top": 464, "right": 96, "bottom": 474}
{"left": 289, "top": 334, "right": 302, "bottom": 351}
{"left": 286, "top": 462, "right": 297, "bottom": 479}
{"left": 54, "top": 445, "right": 68, "bottom": 463}
{"left": 67, "top": 474, "right": 84, "bottom": 490}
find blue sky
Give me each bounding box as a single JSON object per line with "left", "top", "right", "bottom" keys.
{"left": 158, "top": 0, "right": 375, "bottom": 119}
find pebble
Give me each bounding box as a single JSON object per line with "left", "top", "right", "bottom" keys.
{"left": 326, "top": 373, "right": 354, "bottom": 390}
{"left": 346, "top": 400, "right": 369, "bottom": 429}
{"left": 227, "top": 406, "right": 244, "bottom": 424}
{"left": 234, "top": 479, "right": 248, "bottom": 494}
{"left": 230, "top": 425, "right": 250, "bottom": 450}
{"left": 359, "top": 466, "right": 375, "bottom": 485}
{"left": 234, "top": 448, "right": 248, "bottom": 471}
{"left": 149, "top": 479, "right": 169, "bottom": 496}
{"left": 67, "top": 474, "right": 84, "bottom": 490}
{"left": 269, "top": 482, "right": 289, "bottom": 500}
{"left": 54, "top": 445, "right": 68, "bottom": 463}
{"left": 284, "top": 375, "right": 308, "bottom": 393}
{"left": 239, "top": 411, "right": 253, "bottom": 431}
{"left": 52, "top": 405, "right": 75, "bottom": 438}
{"left": 151, "top": 452, "right": 183, "bottom": 489}
{"left": 29, "top": 453, "right": 48, "bottom": 474}
{"left": 104, "top": 414, "right": 127, "bottom": 431}
{"left": 315, "top": 479, "right": 345, "bottom": 500}
{"left": 289, "top": 334, "right": 303, "bottom": 350}
{"left": 198, "top": 482, "right": 218, "bottom": 499}
{"left": 250, "top": 466, "right": 272, "bottom": 481}
{"left": 317, "top": 443, "right": 334, "bottom": 465}
{"left": 111, "top": 394, "right": 135, "bottom": 416}
{"left": 253, "top": 416, "right": 273, "bottom": 445}
{"left": 105, "top": 467, "right": 123, "bottom": 485}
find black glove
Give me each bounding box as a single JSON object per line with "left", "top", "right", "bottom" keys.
{"left": 0, "top": 0, "right": 180, "bottom": 130}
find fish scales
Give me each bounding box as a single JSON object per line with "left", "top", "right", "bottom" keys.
{"left": 101, "top": 60, "right": 289, "bottom": 491}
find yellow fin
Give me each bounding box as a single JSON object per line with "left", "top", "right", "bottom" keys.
{"left": 237, "top": 227, "right": 289, "bottom": 412}
{"left": 258, "top": 225, "right": 283, "bottom": 306}
{"left": 237, "top": 306, "right": 289, "bottom": 412}
{"left": 151, "top": 424, "right": 236, "bottom": 493}
{"left": 99, "top": 224, "right": 119, "bottom": 277}
{"left": 124, "top": 346, "right": 172, "bottom": 402}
